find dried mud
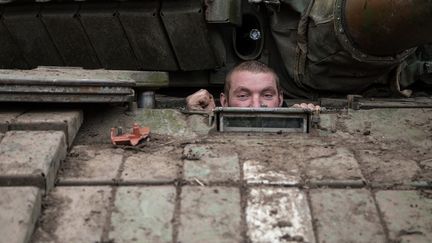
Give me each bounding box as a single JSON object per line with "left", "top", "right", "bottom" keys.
{"left": 32, "top": 106, "right": 432, "bottom": 242}
{"left": 31, "top": 191, "right": 71, "bottom": 242}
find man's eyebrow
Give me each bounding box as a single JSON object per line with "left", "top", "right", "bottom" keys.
{"left": 261, "top": 87, "right": 277, "bottom": 93}
{"left": 232, "top": 86, "right": 251, "bottom": 93}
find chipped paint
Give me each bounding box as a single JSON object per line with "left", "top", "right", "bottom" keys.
{"left": 243, "top": 160, "right": 300, "bottom": 185}
{"left": 246, "top": 188, "right": 315, "bottom": 242}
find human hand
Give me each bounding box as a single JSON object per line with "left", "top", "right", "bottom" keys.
{"left": 291, "top": 103, "right": 321, "bottom": 111}
{"left": 186, "top": 89, "right": 216, "bottom": 111}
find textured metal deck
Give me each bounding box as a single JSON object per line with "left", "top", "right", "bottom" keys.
{"left": 1, "top": 105, "right": 431, "bottom": 243}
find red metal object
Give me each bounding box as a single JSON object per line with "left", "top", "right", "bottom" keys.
{"left": 111, "top": 123, "right": 150, "bottom": 146}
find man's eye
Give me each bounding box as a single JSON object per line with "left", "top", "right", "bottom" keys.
{"left": 237, "top": 94, "right": 249, "bottom": 99}
{"left": 264, "top": 93, "right": 274, "bottom": 99}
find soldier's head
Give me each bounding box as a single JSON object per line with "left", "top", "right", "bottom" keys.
{"left": 220, "top": 61, "right": 283, "bottom": 108}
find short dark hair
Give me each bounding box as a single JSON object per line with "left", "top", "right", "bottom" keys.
{"left": 224, "top": 60, "right": 281, "bottom": 97}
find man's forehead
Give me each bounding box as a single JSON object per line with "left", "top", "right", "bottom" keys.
{"left": 230, "top": 71, "right": 277, "bottom": 85}
{"left": 231, "top": 70, "right": 275, "bottom": 81}
{"left": 232, "top": 85, "right": 277, "bottom": 93}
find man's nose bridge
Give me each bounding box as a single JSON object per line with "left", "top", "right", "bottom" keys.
{"left": 252, "top": 94, "right": 261, "bottom": 107}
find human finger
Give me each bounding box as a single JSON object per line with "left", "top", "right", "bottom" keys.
{"left": 307, "top": 103, "right": 315, "bottom": 110}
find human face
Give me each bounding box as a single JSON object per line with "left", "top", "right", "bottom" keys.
{"left": 220, "top": 70, "right": 283, "bottom": 108}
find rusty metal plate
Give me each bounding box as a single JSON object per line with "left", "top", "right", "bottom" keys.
{"left": 0, "top": 67, "right": 169, "bottom": 103}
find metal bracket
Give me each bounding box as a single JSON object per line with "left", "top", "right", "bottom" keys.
{"left": 214, "top": 107, "right": 311, "bottom": 133}
{"left": 205, "top": 0, "right": 242, "bottom": 25}
{"left": 347, "top": 95, "right": 432, "bottom": 110}
{"left": 0, "top": 67, "right": 157, "bottom": 103}
{"left": 111, "top": 123, "right": 150, "bottom": 146}
{"left": 248, "top": 0, "right": 280, "bottom": 5}
{"left": 425, "top": 62, "right": 432, "bottom": 74}
{"left": 248, "top": 0, "right": 281, "bottom": 12}
{"left": 347, "top": 95, "right": 362, "bottom": 110}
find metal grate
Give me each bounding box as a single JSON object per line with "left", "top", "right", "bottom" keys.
{"left": 214, "top": 107, "right": 310, "bottom": 133}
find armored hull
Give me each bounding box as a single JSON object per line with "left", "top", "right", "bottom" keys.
{"left": 0, "top": 0, "right": 431, "bottom": 100}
